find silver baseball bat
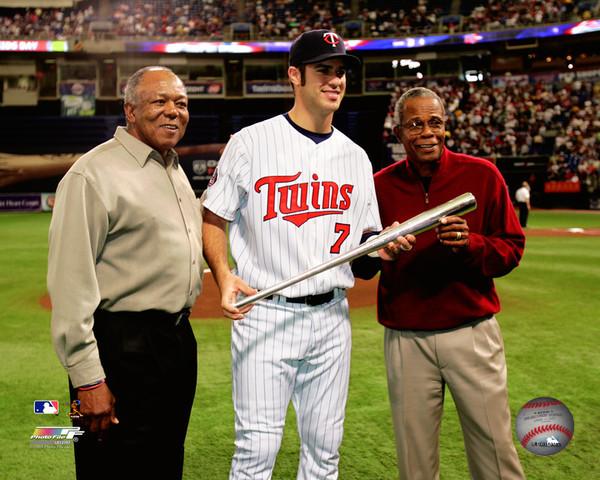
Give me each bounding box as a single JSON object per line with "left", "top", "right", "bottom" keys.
{"left": 234, "top": 192, "right": 477, "bottom": 308}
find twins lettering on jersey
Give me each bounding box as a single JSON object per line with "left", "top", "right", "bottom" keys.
{"left": 255, "top": 172, "right": 354, "bottom": 227}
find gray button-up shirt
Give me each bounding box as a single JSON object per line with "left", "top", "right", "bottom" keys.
{"left": 48, "top": 126, "right": 203, "bottom": 387}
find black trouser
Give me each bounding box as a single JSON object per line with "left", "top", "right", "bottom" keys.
{"left": 517, "top": 201, "right": 529, "bottom": 227}
{"left": 70, "top": 309, "right": 197, "bottom": 480}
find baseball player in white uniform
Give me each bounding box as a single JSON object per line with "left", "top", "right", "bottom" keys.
{"left": 202, "top": 30, "right": 415, "bottom": 479}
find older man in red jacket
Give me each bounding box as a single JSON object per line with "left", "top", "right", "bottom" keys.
{"left": 353, "top": 87, "right": 526, "bottom": 480}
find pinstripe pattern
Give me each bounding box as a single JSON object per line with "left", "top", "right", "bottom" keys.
{"left": 204, "top": 114, "right": 381, "bottom": 479}
{"left": 204, "top": 115, "right": 381, "bottom": 298}
{"left": 230, "top": 296, "right": 351, "bottom": 480}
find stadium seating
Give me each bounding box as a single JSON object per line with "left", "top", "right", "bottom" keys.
{"left": 1, "top": 0, "right": 597, "bottom": 40}
{"left": 382, "top": 74, "right": 600, "bottom": 197}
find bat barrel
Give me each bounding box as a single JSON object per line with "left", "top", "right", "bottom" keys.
{"left": 233, "top": 192, "right": 477, "bottom": 308}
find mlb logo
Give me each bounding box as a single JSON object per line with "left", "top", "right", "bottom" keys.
{"left": 34, "top": 400, "right": 59, "bottom": 414}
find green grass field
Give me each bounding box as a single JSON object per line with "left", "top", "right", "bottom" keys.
{"left": 1, "top": 210, "right": 599, "bottom": 479}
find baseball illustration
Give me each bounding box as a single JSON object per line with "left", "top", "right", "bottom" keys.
{"left": 515, "top": 397, "right": 574, "bottom": 456}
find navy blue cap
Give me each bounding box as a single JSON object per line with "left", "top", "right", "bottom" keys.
{"left": 289, "top": 30, "right": 361, "bottom": 68}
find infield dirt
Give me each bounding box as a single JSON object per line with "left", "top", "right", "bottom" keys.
{"left": 39, "top": 227, "right": 599, "bottom": 318}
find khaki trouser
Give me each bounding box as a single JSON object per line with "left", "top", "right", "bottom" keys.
{"left": 385, "top": 317, "right": 525, "bottom": 480}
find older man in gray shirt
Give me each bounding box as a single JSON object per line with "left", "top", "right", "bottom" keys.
{"left": 47, "top": 66, "right": 203, "bottom": 480}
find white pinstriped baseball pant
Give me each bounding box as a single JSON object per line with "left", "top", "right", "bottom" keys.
{"left": 229, "top": 294, "right": 351, "bottom": 480}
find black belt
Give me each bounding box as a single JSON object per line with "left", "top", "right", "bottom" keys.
{"left": 265, "top": 290, "right": 336, "bottom": 306}
{"left": 95, "top": 308, "right": 191, "bottom": 326}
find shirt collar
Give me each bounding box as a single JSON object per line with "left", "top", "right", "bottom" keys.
{"left": 283, "top": 113, "right": 334, "bottom": 144}
{"left": 114, "top": 126, "right": 180, "bottom": 169}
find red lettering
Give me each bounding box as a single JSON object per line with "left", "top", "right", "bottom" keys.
{"left": 311, "top": 174, "right": 320, "bottom": 209}
{"left": 330, "top": 223, "right": 351, "bottom": 254}
{"left": 283, "top": 211, "right": 340, "bottom": 227}
{"left": 278, "top": 183, "right": 308, "bottom": 214}
{"left": 321, "top": 182, "right": 339, "bottom": 209}
{"left": 338, "top": 185, "right": 353, "bottom": 210}
{"left": 255, "top": 172, "right": 302, "bottom": 221}
{"left": 254, "top": 172, "right": 355, "bottom": 226}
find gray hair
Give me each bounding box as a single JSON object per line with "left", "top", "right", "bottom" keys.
{"left": 123, "top": 66, "right": 181, "bottom": 105}
{"left": 393, "top": 87, "right": 445, "bottom": 127}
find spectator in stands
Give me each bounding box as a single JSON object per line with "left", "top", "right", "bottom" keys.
{"left": 463, "top": 0, "right": 568, "bottom": 32}
{"left": 0, "top": 0, "right": 593, "bottom": 39}
{"left": 383, "top": 72, "right": 600, "bottom": 204}
{"left": 0, "top": 4, "right": 93, "bottom": 39}
{"left": 110, "top": 0, "right": 235, "bottom": 39}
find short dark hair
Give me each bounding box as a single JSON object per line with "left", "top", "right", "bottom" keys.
{"left": 393, "top": 87, "right": 445, "bottom": 127}
{"left": 298, "top": 65, "right": 307, "bottom": 87}
{"left": 290, "top": 64, "right": 307, "bottom": 91}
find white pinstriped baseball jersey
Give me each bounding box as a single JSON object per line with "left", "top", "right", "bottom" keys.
{"left": 203, "top": 114, "right": 382, "bottom": 297}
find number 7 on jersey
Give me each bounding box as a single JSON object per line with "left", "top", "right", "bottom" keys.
{"left": 330, "top": 223, "right": 350, "bottom": 254}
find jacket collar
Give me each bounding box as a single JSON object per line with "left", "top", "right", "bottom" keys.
{"left": 401, "top": 145, "right": 449, "bottom": 180}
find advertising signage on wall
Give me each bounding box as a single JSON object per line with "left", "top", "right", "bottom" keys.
{"left": 59, "top": 81, "right": 96, "bottom": 116}
{"left": 245, "top": 81, "right": 292, "bottom": 96}
{"left": 0, "top": 193, "right": 55, "bottom": 212}
{"left": 3, "top": 20, "right": 599, "bottom": 55}
{"left": 184, "top": 80, "right": 224, "bottom": 96}
{"left": 0, "top": 40, "right": 68, "bottom": 52}
{"left": 124, "top": 20, "right": 600, "bottom": 55}
{"left": 126, "top": 41, "right": 289, "bottom": 54}
{"left": 0, "top": 193, "right": 42, "bottom": 211}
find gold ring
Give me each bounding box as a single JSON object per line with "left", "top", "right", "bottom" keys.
{"left": 456, "top": 231, "right": 462, "bottom": 240}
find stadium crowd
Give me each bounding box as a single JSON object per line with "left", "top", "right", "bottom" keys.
{"left": 384, "top": 74, "right": 600, "bottom": 198}
{"left": 111, "top": 0, "right": 237, "bottom": 39}
{"left": 357, "top": 0, "right": 444, "bottom": 37}
{"left": 0, "top": 2, "right": 95, "bottom": 40}
{"left": 461, "top": 0, "right": 578, "bottom": 32}
{"left": 1, "top": 0, "right": 598, "bottom": 40}
{"left": 1, "top": 1, "right": 599, "bottom": 200}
